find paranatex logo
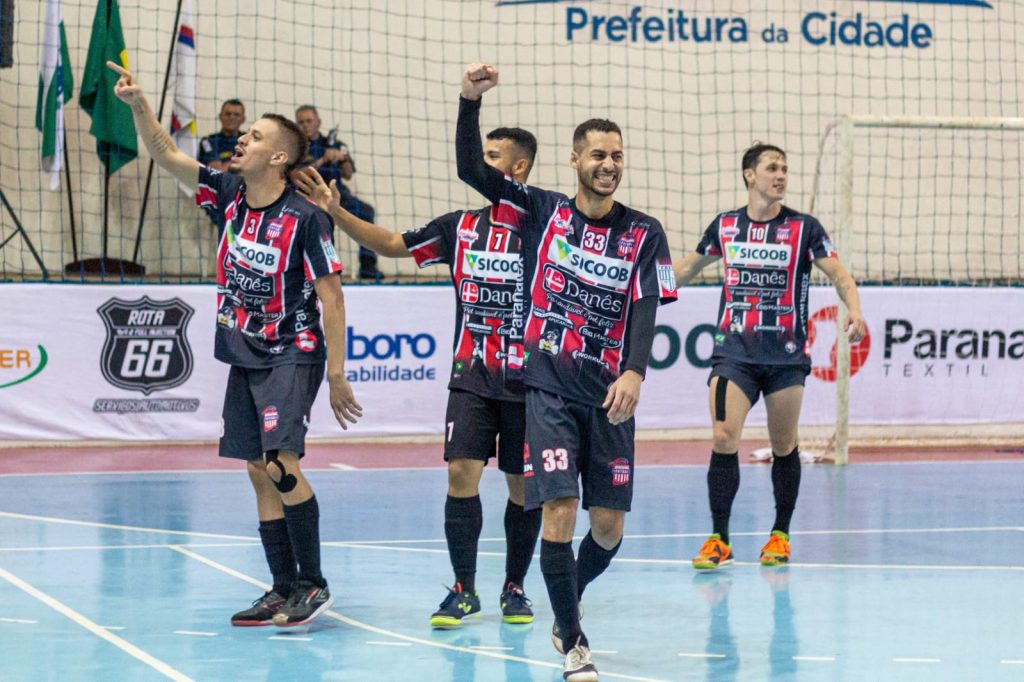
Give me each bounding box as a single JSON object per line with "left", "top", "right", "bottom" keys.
{"left": 345, "top": 326, "right": 439, "bottom": 383}
{"left": 498, "top": 0, "right": 993, "bottom": 49}
{"left": 0, "top": 345, "right": 48, "bottom": 389}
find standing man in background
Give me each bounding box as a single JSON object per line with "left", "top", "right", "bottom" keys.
{"left": 674, "top": 142, "right": 865, "bottom": 571}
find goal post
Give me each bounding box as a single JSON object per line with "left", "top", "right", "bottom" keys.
{"left": 811, "top": 115, "right": 1024, "bottom": 465}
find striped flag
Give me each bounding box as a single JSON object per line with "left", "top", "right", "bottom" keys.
{"left": 35, "top": 0, "right": 73, "bottom": 190}
{"left": 170, "top": 0, "right": 197, "bottom": 196}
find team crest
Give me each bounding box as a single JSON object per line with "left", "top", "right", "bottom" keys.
{"left": 609, "top": 458, "right": 630, "bottom": 486}
{"left": 776, "top": 226, "right": 791, "bottom": 242}
{"left": 265, "top": 219, "right": 283, "bottom": 240}
{"left": 262, "top": 406, "right": 279, "bottom": 432}
{"left": 657, "top": 264, "right": 677, "bottom": 293}
{"left": 97, "top": 297, "right": 195, "bottom": 395}
{"left": 617, "top": 231, "right": 637, "bottom": 257}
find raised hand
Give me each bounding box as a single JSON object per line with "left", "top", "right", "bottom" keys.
{"left": 106, "top": 60, "right": 144, "bottom": 108}
{"left": 462, "top": 63, "right": 499, "bottom": 100}
{"left": 292, "top": 166, "right": 340, "bottom": 212}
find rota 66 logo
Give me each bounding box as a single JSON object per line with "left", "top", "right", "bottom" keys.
{"left": 806, "top": 305, "right": 871, "bottom": 382}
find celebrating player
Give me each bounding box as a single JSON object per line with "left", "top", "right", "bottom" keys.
{"left": 456, "top": 64, "right": 677, "bottom": 682}
{"left": 293, "top": 127, "right": 543, "bottom": 628}
{"left": 108, "top": 61, "right": 361, "bottom": 627}
{"left": 674, "top": 142, "right": 866, "bottom": 571}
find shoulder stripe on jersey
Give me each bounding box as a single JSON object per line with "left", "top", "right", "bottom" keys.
{"left": 408, "top": 235, "right": 446, "bottom": 266}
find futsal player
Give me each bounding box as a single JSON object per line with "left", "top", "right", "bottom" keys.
{"left": 673, "top": 142, "right": 866, "bottom": 570}
{"left": 292, "top": 127, "right": 544, "bottom": 628}
{"left": 108, "top": 62, "right": 362, "bottom": 627}
{"left": 456, "top": 63, "right": 678, "bottom": 682}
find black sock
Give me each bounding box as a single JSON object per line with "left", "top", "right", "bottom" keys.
{"left": 708, "top": 451, "right": 740, "bottom": 543}
{"left": 771, "top": 448, "right": 802, "bottom": 535}
{"left": 540, "top": 539, "right": 586, "bottom": 651}
{"left": 504, "top": 499, "right": 542, "bottom": 589}
{"left": 575, "top": 531, "right": 621, "bottom": 600}
{"left": 283, "top": 496, "right": 326, "bottom": 588}
{"left": 258, "top": 518, "right": 297, "bottom": 596}
{"left": 445, "top": 495, "right": 482, "bottom": 592}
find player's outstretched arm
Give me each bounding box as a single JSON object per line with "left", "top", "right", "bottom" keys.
{"left": 107, "top": 61, "right": 200, "bottom": 192}
{"left": 294, "top": 167, "right": 409, "bottom": 258}
{"left": 674, "top": 252, "right": 721, "bottom": 286}
{"left": 814, "top": 257, "right": 867, "bottom": 342}
{"left": 313, "top": 275, "right": 364, "bottom": 429}
{"left": 456, "top": 63, "right": 505, "bottom": 205}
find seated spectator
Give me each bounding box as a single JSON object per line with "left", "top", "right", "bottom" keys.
{"left": 295, "top": 105, "right": 383, "bottom": 281}
{"left": 199, "top": 99, "right": 245, "bottom": 171}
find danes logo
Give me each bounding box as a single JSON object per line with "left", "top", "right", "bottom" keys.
{"left": 97, "top": 297, "right": 195, "bottom": 395}
{"left": 725, "top": 242, "right": 792, "bottom": 268}
{"left": 807, "top": 305, "right": 872, "bottom": 382}
{"left": 461, "top": 280, "right": 480, "bottom": 303}
{"left": 295, "top": 330, "right": 318, "bottom": 353}
{"left": 543, "top": 266, "right": 567, "bottom": 294}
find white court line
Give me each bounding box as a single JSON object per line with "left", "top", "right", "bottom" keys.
{"left": 590, "top": 649, "right": 618, "bottom": 655}
{"left": 893, "top": 658, "right": 941, "bottom": 663}
{"left": 174, "top": 630, "right": 217, "bottom": 637}
{"left": 470, "top": 645, "right": 513, "bottom": 651}
{"left": 0, "top": 617, "right": 37, "bottom": 624}
{"left": 101, "top": 626, "right": 126, "bottom": 631}
{"left": 0, "top": 511, "right": 255, "bottom": 541}
{"left": 0, "top": 566, "right": 193, "bottom": 682}
{"left": 678, "top": 652, "right": 727, "bottom": 659}
{"left": 6, "top": 512, "right": 1020, "bottom": 572}
{"left": 328, "top": 463, "right": 358, "bottom": 471}
{"left": 0, "top": 542, "right": 259, "bottom": 553}
{"left": 169, "top": 545, "right": 670, "bottom": 682}
{"left": 1001, "top": 660, "right": 1024, "bottom": 665}
{"left": 793, "top": 656, "right": 836, "bottom": 662}
{"left": 368, "top": 641, "right": 412, "bottom": 647}
{"left": 269, "top": 636, "right": 313, "bottom": 642}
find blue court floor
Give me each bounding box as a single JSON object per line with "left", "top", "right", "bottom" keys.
{"left": 1, "top": 459, "right": 1022, "bottom": 681}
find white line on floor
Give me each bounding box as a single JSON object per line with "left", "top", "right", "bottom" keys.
{"left": 0, "top": 542, "right": 260, "bottom": 553}
{"left": 367, "top": 641, "right": 412, "bottom": 647}
{"left": 0, "top": 566, "right": 193, "bottom": 681}
{"left": 0, "top": 617, "right": 37, "bottom": 624}
{"left": 1000, "top": 660, "right": 1024, "bottom": 665}
{"left": 678, "top": 653, "right": 727, "bottom": 658}
{"left": 590, "top": 650, "right": 618, "bottom": 655}
{"left": 100, "top": 625, "right": 126, "bottom": 630}
{"left": 170, "top": 545, "right": 671, "bottom": 682}
{"left": 269, "top": 636, "right": 312, "bottom": 642}
{"left": 173, "top": 630, "right": 217, "bottom": 637}
{"left": 0, "top": 511, "right": 254, "bottom": 541}
{"left": 793, "top": 656, "right": 836, "bottom": 662}
{"left": 470, "top": 645, "right": 514, "bottom": 651}
{"left": 328, "top": 463, "right": 358, "bottom": 471}
{"left": 893, "top": 658, "right": 941, "bottom": 663}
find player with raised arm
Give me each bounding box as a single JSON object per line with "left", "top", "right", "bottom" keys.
{"left": 456, "top": 64, "right": 677, "bottom": 682}
{"left": 108, "top": 61, "right": 362, "bottom": 627}
{"left": 674, "top": 142, "right": 866, "bottom": 571}
{"left": 293, "top": 128, "right": 544, "bottom": 629}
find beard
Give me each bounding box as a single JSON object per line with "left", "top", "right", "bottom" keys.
{"left": 578, "top": 168, "right": 619, "bottom": 197}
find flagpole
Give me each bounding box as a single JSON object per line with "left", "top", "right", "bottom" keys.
{"left": 132, "top": 0, "right": 183, "bottom": 264}
{"left": 0, "top": 189, "right": 50, "bottom": 280}
{"left": 61, "top": 121, "right": 79, "bottom": 264}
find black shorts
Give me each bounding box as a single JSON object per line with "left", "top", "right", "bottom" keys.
{"left": 444, "top": 389, "right": 526, "bottom": 474}
{"left": 219, "top": 363, "right": 324, "bottom": 461}
{"left": 523, "top": 387, "right": 634, "bottom": 512}
{"left": 708, "top": 360, "right": 809, "bottom": 407}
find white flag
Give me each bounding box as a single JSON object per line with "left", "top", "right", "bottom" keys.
{"left": 170, "top": 0, "right": 197, "bottom": 196}
{"left": 35, "top": 0, "right": 72, "bottom": 191}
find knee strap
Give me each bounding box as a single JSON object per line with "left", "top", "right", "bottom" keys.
{"left": 715, "top": 377, "right": 729, "bottom": 422}
{"left": 264, "top": 451, "right": 298, "bottom": 493}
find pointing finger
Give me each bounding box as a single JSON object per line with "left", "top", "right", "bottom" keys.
{"left": 105, "top": 60, "right": 131, "bottom": 79}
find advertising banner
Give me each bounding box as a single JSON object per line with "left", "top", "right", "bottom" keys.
{"left": 1, "top": 285, "right": 1020, "bottom": 441}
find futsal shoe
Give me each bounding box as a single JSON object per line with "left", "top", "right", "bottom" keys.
{"left": 551, "top": 602, "right": 584, "bottom": 654}
{"left": 692, "top": 534, "right": 734, "bottom": 571}
{"left": 563, "top": 637, "right": 599, "bottom": 681}
{"left": 430, "top": 583, "right": 481, "bottom": 629}
{"left": 500, "top": 582, "right": 534, "bottom": 624}
{"left": 230, "top": 590, "right": 287, "bottom": 626}
{"left": 760, "top": 530, "right": 791, "bottom": 566}
{"left": 272, "top": 581, "right": 334, "bottom": 627}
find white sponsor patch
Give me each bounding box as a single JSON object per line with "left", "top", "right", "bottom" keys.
{"left": 321, "top": 238, "right": 341, "bottom": 266}
{"left": 548, "top": 237, "right": 633, "bottom": 290}
{"left": 228, "top": 238, "right": 281, "bottom": 273}
{"left": 460, "top": 250, "right": 521, "bottom": 280}
{"left": 724, "top": 242, "right": 792, "bottom": 268}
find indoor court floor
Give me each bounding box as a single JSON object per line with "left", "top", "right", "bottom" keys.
{"left": 1, "top": 442, "right": 1022, "bottom": 681}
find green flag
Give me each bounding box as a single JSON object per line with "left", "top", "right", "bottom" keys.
{"left": 35, "top": 0, "right": 74, "bottom": 190}
{"left": 80, "top": 0, "right": 137, "bottom": 175}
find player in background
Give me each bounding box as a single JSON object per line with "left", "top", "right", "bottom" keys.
{"left": 108, "top": 61, "right": 361, "bottom": 627}
{"left": 293, "top": 127, "right": 544, "bottom": 629}
{"left": 674, "top": 142, "right": 866, "bottom": 571}
{"left": 456, "top": 63, "right": 677, "bottom": 682}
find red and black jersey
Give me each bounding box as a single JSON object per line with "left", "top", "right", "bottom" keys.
{"left": 696, "top": 205, "right": 838, "bottom": 365}
{"left": 196, "top": 167, "right": 344, "bottom": 368}
{"left": 402, "top": 206, "right": 525, "bottom": 401}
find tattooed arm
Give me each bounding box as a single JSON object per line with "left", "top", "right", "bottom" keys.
{"left": 107, "top": 61, "right": 201, "bottom": 192}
